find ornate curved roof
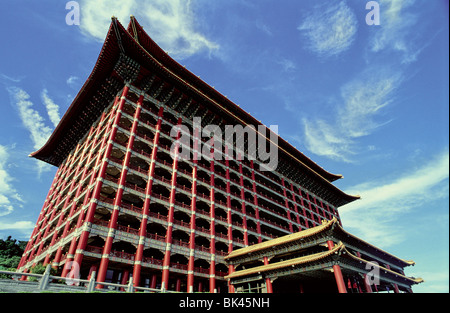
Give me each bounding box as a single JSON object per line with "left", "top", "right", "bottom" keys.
{"left": 226, "top": 218, "right": 416, "bottom": 269}
{"left": 225, "top": 241, "right": 424, "bottom": 287}
{"left": 225, "top": 241, "right": 344, "bottom": 280}
{"left": 30, "top": 16, "right": 359, "bottom": 206}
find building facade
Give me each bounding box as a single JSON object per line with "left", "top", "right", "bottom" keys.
{"left": 17, "top": 17, "right": 420, "bottom": 293}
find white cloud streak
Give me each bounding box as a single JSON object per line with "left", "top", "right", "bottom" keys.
{"left": 8, "top": 87, "right": 53, "bottom": 151}
{"left": 339, "top": 149, "right": 449, "bottom": 248}
{"left": 41, "top": 89, "right": 61, "bottom": 128}
{"left": 301, "top": 68, "right": 403, "bottom": 162}
{"left": 293, "top": 0, "right": 431, "bottom": 162}
{"left": 298, "top": 1, "right": 358, "bottom": 58}
{"left": 7, "top": 87, "right": 54, "bottom": 175}
{"left": 79, "top": 0, "right": 219, "bottom": 59}
{"left": 0, "top": 221, "right": 34, "bottom": 232}
{"left": 0, "top": 145, "right": 24, "bottom": 218}
{"left": 369, "top": 0, "right": 422, "bottom": 64}
{"left": 66, "top": 75, "right": 79, "bottom": 89}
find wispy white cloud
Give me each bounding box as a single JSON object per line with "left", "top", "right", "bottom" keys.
{"left": 256, "top": 19, "right": 273, "bottom": 36}
{"left": 340, "top": 149, "right": 449, "bottom": 248}
{"left": 337, "top": 69, "right": 402, "bottom": 138}
{"left": 79, "top": 0, "right": 219, "bottom": 59}
{"left": 8, "top": 87, "right": 53, "bottom": 151}
{"left": 297, "top": 0, "right": 431, "bottom": 162}
{"left": 0, "top": 145, "right": 24, "bottom": 218}
{"left": 300, "top": 68, "right": 403, "bottom": 162}
{"left": 277, "top": 58, "right": 296, "bottom": 72}
{"left": 301, "top": 119, "right": 355, "bottom": 163}
{"left": 7, "top": 87, "right": 53, "bottom": 174}
{"left": 41, "top": 89, "right": 61, "bottom": 128}
{"left": 0, "top": 220, "right": 34, "bottom": 232}
{"left": 0, "top": 73, "right": 23, "bottom": 84}
{"left": 413, "top": 268, "right": 449, "bottom": 293}
{"left": 369, "top": 0, "right": 423, "bottom": 64}
{"left": 66, "top": 75, "right": 79, "bottom": 89}
{"left": 298, "top": 1, "right": 358, "bottom": 58}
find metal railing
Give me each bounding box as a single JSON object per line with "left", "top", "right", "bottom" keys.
{"left": 0, "top": 265, "right": 175, "bottom": 293}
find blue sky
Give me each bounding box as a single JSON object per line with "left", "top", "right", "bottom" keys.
{"left": 0, "top": 0, "right": 448, "bottom": 292}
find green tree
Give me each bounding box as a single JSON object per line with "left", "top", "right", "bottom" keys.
{"left": 0, "top": 236, "right": 27, "bottom": 270}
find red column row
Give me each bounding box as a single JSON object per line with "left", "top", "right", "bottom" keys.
{"left": 65, "top": 86, "right": 129, "bottom": 277}
{"left": 209, "top": 150, "right": 216, "bottom": 293}
{"left": 133, "top": 106, "right": 164, "bottom": 287}
{"left": 52, "top": 111, "right": 110, "bottom": 268}
{"left": 96, "top": 90, "right": 143, "bottom": 286}
{"left": 60, "top": 96, "right": 120, "bottom": 278}
{"left": 186, "top": 126, "right": 199, "bottom": 292}
{"left": 160, "top": 117, "right": 182, "bottom": 291}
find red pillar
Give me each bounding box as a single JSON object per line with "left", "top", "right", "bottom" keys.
{"left": 96, "top": 89, "right": 141, "bottom": 286}
{"left": 289, "top": 183, "right": 303, "bottom": 229}
{"left": 176, "top": 278, "right": 181, "bottom": 292}
{"left": 355, "top": 251, "right": 372, "bottom": 293}
{"left": 305, "top": 192, "right": 317, "bottom": 226}
{"left": 363, "top": 274, "right": 373, "bottom": 293}
{"left": 88, "top": 264, "right": 98, "bottom": 280}
{"left": 225, "top": 147, "right": 235, "bottom": 294}
{"left": 249, "top": 161, "right": 262, "bottom": 243}
{"left": 237, "top": 155, "right": 249, "bottom": 246}
{"left": 133, "top": 106, "right": 164, "bottom": 287}
{"left": 161, "top": 117, "right": 183, "bottom": 291}
{"left": 120, "top": 269, "right": 130, "bottom": 291}
{"left": 327, "top": 240, "right": 347, "bottom": 293}
{"left": 209, "top": 150, "right": 216, "bottom": 293}
{"left": 385, "top": 264, "right": 400, "bottom": 293}
{"left": 281, "top": 178, "right": 294, "bottom": 232}
{"left": 297, "top": 188, "right": 310, "bottom": 229}
{"left": 311, "top": 196, "right": 322, "bottom": 222}
{"left": 228, "top": 264, "right": 235, "bottom": 293}
{"left": 150, "top": 274, "right": 157, "bottom": 289}
{"left": 264, "top": 257, "right": 273, "bottom": 293}
{"left": 187, "top": 125, "right": 199, "bottom": 292}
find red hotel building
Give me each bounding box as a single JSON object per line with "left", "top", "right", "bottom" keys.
{"left": 17, "top": 17, "right": 422, "bottom": 293}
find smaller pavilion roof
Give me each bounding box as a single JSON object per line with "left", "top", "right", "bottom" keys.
{"left": 225, "top": 218, "right": 416, "bottom": 269}
{"left": 225, "top": 241, "right": 424, "bottom": 288}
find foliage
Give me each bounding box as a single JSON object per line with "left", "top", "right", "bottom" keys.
{"left": 0, "top": 236, "right": 27, "bottom": 278}
{"left": 0, "top": 236, "right": 27, "bottom": 271}
{"left": 27, "top": 263, "right": 57, "bottom": 282}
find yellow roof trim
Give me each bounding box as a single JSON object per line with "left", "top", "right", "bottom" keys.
{"left": 225, "top": 218, "right": 337, "bottom": 260}
{"left": 225, "top": 241, "right": 343, "bottom": 280}
{"left": 226, "top": 217, "right": 416, "bottom": 268}
{"left": 226, "top": 242, "right": 424, "bottom": 285}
